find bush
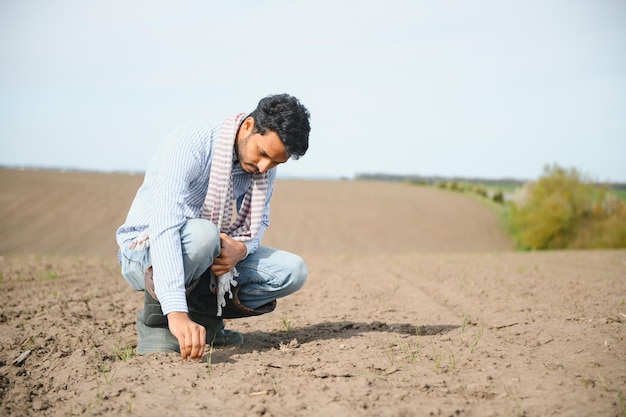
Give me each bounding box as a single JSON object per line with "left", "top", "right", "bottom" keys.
{"left": 473, "top": 186, "right": 488, "bottom": 198}
{"left": 507, "top": 164, "right": 626, "bottom": 250}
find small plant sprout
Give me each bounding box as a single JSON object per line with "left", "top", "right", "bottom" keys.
{"left": 206, "top": 343, "right": 215, "bottom": 376}
{"left": 21, "top": 334, "right": 40, "bottom": 350}
{"left": 432, "top": 347, "right": 444, "bottom": 373}
{"left": 461, "top": 314, "right": 468, "bottom": 333}
{"left": 363, "top": 369, "right": 388, "bottom": 381}
{"left": 113, "top": 344, "right": 135, "bottom": 361}
{"left": 206, "top": 329, "right": 219, "bottom": 376}
{"left": 95, "top": 350, "right": 116, "bottom": 385}
{"left": 395, "top": 336, "right": 420, "bottom": 364}
{"left": 269, "top": 376, "right": 279, "bottom": 395}
{"left": 579, "top": 374, "right": 592, "bottom": 389}
{"left": 596, "top": 368, "right": 609, "bottom": 392}
{"left": 448, "top": 349, "right": 456, "bottom": 370}
{"left": 471, "top": 325, "right": 484, "bottom": 353}
{"left": 106, "top": 339, "right": 136, "bottom": 361}
{"left": 37, "top": 270, "right": 59, "bottom": 281}
{"left": 617, "top": 391, "right": 625, "bottom": 417}
{"left": 386, "top": 345, "right": 397, "bottom": 366}
{"left": 515, "top": 397, "right": 525, "bottom": 417}
{"left": 280, "top": 318, "right": 293, "bottom": 333}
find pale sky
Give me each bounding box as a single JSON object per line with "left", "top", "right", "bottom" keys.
{"left": 1, "top": 0, "right": 625, "bottom": 182}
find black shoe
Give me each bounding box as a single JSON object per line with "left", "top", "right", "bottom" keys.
{"left": 136, "top": 291, "right": 244, "bottom": 353}
{"left": 188, "top": 276, "right": 277, "bottom": 319}
{"left": 136, "top": 292, "right": 179, "bottom": 355}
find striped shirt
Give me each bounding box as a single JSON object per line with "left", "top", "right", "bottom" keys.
{"left": 116, "top": 118, "right": 276, "bottom": 315}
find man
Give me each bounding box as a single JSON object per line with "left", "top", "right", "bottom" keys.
{"left": 116, "top": 94, "right": 311, "bottom": 361}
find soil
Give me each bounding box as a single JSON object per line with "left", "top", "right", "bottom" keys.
{"left": 0, "top": 168, "right": 624, "bottom": 417}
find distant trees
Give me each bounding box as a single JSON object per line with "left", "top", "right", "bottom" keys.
{"left": 507, "top": 164, "right": 626, "bottom": 249}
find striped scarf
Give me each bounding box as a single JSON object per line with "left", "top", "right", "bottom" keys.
{"left": 201, "top": 113, "right": 269, "bottom": 315}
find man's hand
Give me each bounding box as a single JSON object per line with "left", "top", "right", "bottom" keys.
{"left": 211, "top": 233, "right": 247, "bottom": 276}
{"left": 167, "top": 312, "right": 206, "bottom": 361}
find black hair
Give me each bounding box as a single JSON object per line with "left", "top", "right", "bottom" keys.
{"left": 248, "top": 94, "right": 311, "bottom": 159}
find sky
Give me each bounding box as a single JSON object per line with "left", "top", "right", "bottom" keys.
{"left": 1, "top": 0, "right": 625, "bottom": 182}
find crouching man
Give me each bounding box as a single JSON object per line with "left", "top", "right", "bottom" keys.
{"left": 115, "top": 94, "right": 311, "bottom": 361}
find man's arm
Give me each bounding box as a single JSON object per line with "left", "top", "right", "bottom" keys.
{"left": 167, "top": 312, "right": 206, "bottom": 361}
{"left": 211, "top": 233, "right": 247, "bottom": 276}
{"left": 148, "top": 125, "right": 210, "bottom": 361}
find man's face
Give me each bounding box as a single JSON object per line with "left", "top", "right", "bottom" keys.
{"left": 235, "top": 117, "right": 289, "bottom": 174}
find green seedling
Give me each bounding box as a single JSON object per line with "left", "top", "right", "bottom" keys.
{"left": 206, "top": 330, "right": 218, "bottom": 376}
{"left": 280, "top": 318, "right": 293, "bottom": 333}
{"left": 596, "top": 368, "right": 609, "bottom": 392}
{"left": 471, "top": 325, "right": 484, "bottom": 353}
{"left": 95, "top": 350, "right": 115, "bottom": 384}
{"left": 115, "top": 345, "right": 135, "bottom": 362}
{"left": 107, "top": 339, "right": 136, "bottom": 361}
{"left": 448, "top": 349, "right": 456, "bottom": 370}
{"left": 432, "top": 347, "right": 444, "bottom": 373}
{"left": 395, "top": 336, "right": 419, "bottom": 364}
{"left": 515, "top": 397, "right": 525, "bottom": 417}
{"left": 363, "top": 369, "right": 387, "bottom": 381}
{"left": 37, "top": 271, "right": 59, "bottom": 281}
{"left": 579, "top": 374, "right": 592, "bottom": 389}
{"left": 386, "top": 345, "right": 396, "bottom": 366}
{"left": 95, "top": 390, "right": 104, "bottom": 405}
{"left": 21, "top": 333, "right": 41, "bottom": 350}
{"left": 206, "top": 344, "right": 215, "bottom": 376}
{"left": 269, "top": 376, "right": 279, "bottom": 395}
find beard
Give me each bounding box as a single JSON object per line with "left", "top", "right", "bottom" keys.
{"left": 235, "top": 133, "right": 259, "bottom": 174}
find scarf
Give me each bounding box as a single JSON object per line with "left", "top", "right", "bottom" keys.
{"left": 134, "top": 114, "right": 269, "bottom": 316}
{"left": 201, "top": 113, "right": 269, "bottom": 315}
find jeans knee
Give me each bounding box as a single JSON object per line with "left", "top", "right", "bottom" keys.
{"left": 286, "top": 254, "right": 308, "bottom": 292}
{"left": 182, "top": 219, "right": 220, "bottom": 263}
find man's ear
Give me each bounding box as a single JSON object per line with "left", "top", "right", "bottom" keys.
{"left": 241, "top": 117, "right": 255, "bottom": 134}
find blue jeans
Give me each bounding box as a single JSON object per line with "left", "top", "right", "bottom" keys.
{"left": 120, "top": 219, "right": 307, "bottom": 310}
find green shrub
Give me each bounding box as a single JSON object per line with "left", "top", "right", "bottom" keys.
{"left": 473, "top": 186, "right": 488, "bottom": 198}
{"left": 570, "top": 191, "right": 626, "bottom": 249}
{"left": 508, "top": 164, "right": 626, "bottom": 249}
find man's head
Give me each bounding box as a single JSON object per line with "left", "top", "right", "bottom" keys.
{"left": 236, "top": 94, "right": 311, "bottom": 174}
{"left": 248, "top": 94, "right": 310, "bottom": 159}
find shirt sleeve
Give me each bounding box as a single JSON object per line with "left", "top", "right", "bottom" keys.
{"left": 149, "top": 129, "right": 205, "bottom": 316}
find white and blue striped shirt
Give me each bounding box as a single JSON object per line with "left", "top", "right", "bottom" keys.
{"left": 116, "top": 118, "right": 276, "bottom": 315}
